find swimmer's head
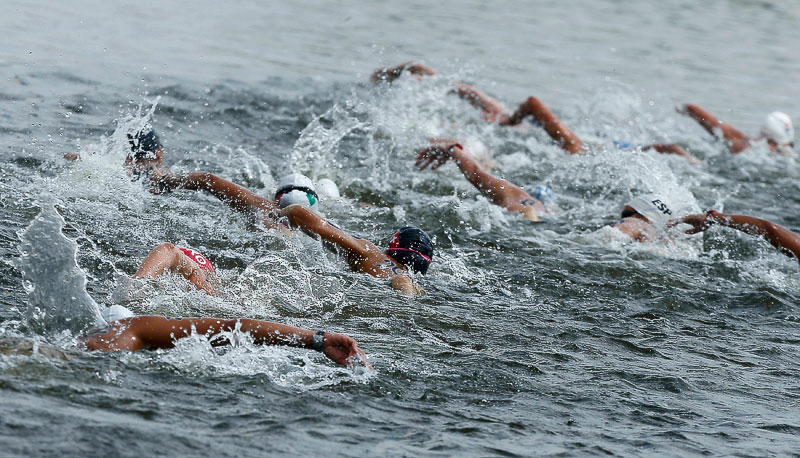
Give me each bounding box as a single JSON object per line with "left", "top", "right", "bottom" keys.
{"left": 127, "top": 129, "right": 162, "bottom": 160}
{"left": 385, "top": 226, "right": 434, "bottom": 275}
{"left": 622, "top": 194, "right": 674, "bottom": 228}
{"left": 101, "top": 304, "right": 134, "bottom": 324}
{"left": 315, "top": 178, "right": 341, "bottom": 199}
{"left": 761, "top": 111, "right": 794, "bottom": 154}
{"left": 275, "top": 173, "right": 319, "bottom": 210}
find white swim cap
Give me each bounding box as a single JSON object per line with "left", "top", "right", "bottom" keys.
{"left": 275, "top": 173, "right": 318, "bottom": 210}
{"left": 623, "top": 194, "right": 675, "bottom": 228}
{"left": 101, "top": 305, "right": 135, "bottom": 323}
{"left": 315, "top": 178, "right": 341, "bottom": 199}
{"left": 760, "top": 111, "right": 794, "bottom": 146}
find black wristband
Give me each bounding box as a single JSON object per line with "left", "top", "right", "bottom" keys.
{"left": 311, "top": 330, "right": 326, "bottom": 351}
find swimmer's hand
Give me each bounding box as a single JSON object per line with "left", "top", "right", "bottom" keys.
{"left": 416, "top": 142, "right": 460, "bottom": 170}
{"left": 322, "top": 332, "right": 372, "bottom": 369}
{"left": 145, "top": 167, "right": 177, "bottom": 195}
{"left": 371, "top": 62, "right": 435, "bottom": 83}
{"left": 668, "top": 211, "right": 716, "bottom": 234}
{"left": 63, "top": 152, "right": 81, "bottom": 161}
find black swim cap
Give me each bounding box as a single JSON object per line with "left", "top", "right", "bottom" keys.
{"left": 385, "top": 226, "right": 434, "bottom": 275}
{"left": 127, "top": 129, "right": 162, "bottom": 159}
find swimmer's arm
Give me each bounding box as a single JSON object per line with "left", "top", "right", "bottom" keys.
{"left": 417, "top": 143, "right": 529, "bottom": 210}
{"left": 679, "top": 104, "right": 750, "bottom": 153}
{"left": 641, "top": 144, "right": 702, "bottom": 165}
{"left": 84, "top": 316, "right": 370, "bottom": 367}
{"left": 507, "top": 96, "right": 586, "bottom": 154}
{"left": 449, "top": 83, "right": 510, "bottom": 124}
{"left": 63, "top": 152, "right": 81, "bottom": 161}
{"left": 671, "top": 211, "right": 800, "bottom": 260}
{"left": 164, "top": 172, "right": 280, "bottom": 224}
{"left": 371, "top": 62, "right": 436, "bottom": 83}
{"left": 283, "top": 205, "right": 374, "bottom": 258}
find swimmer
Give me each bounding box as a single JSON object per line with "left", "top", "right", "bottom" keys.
{"left": 133, "top": 243, "right": 218, "bottom": 295}
{"left": 415, "top": 139, "right": 552, "bottom": 222}
{"left": 614, "top": 193, "right": 677, "bottom": 242}
{"left": 678, "top": 104, "right": 795, "bottom": 155}
{"left": 669, "top": 210, "right": 800, "bottom": 260}
{"left": 67, "top": 128, "right": 331, "bottom": 230}
{"left": 83, "top": 305, "right": 370, "bottom": 368}
{"left": 373, "top": 62, "right": 699, "bottom": 162}
{"left": 65, "top": 128, "right": 175, "bottom": 193}
{"left": 281, "top": 204, "right": 433, "bottom": 296}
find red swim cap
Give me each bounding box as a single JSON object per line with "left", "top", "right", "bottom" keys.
{"left": 178, "top": 247, "right": 215, "bottom": 273}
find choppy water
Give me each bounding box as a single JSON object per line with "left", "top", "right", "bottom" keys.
{"left": 2, "top": 1, "right": 799, "bottom": 456}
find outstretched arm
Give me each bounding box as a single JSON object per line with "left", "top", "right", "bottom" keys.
{"left": 670, "top": 210, "right": 800, "bottom": 260}
{"left": 507, "top": 96, "right": 586, "bottom": 154}
{"left": 83, "top": 316, "right": 370, "bottom": 367}
{"left": 282, "top": 204, "right": 371, "bottom": 257}
{"left": 678, "top": 104, "right": 750, "bottom": 153}
{"left": 282, "top": 205, "right": 419, "bottom": 292}
{"left": 416, "top": 141, "right": 538, "bottom": 219}
{"left": 641, "top": 143, "right": 701, "bottom": 165}
{"left": 449, "top": 83, "right": 511, "bottom": 124}
{"left": 163, "top": 172, "right": 280, "bottom": 227}
{"left": 371, "top": 62, "right": 436, "bottom": 83}
{"left": 134, "top": 243, "right": 216, "bottom": 295}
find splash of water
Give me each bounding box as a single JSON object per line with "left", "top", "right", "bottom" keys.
{"left": 16, "top": 203, "right": 103, "bottom": 334}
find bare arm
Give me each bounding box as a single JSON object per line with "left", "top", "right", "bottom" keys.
{"left": 282, "top": 205, "right": 419, "bottom": 292}
{"left": 508, "top": 96, "right": 586, "bottom": 154}
{"left": 134, "top": 243, "right": 216, "bottom": 295}
{"left": 678, "top": 104, "right": 750, "bottom": 153}
{"left": 449, "top": 83, "right": 511, "bottom": 124}
{"left": 371, "top": 62, "right": 436, "bottom": 83}
{"left": 671, "top": 211, "right": 800, "bottom": 260}
{"left": 163, "top": 172, "right": 280, "bottom": 227}
{"left": 641, "top": 143, "right": 701, "bottom": 165}
{"left": 416, "top": 142, "right": 536, "bottom": 215}
{"left": 283, "top": 204, "right": 374, "bottom": 259}
{"left": 83, "top": 316, "right": 370, "bottom": 367}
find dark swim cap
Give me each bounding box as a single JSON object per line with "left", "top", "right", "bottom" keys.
{"left": 127, "top": 129, "right": 162, "bottom": 159}
{"left": 385, "top": 226, "right": 434, "bottom": 275}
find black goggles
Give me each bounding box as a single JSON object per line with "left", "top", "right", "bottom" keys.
{"left": 274, "top": 185, "right": 318, "bottom": 201}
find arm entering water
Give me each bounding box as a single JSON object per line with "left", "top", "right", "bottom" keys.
{"left": 416, "top": 140, "right": 540, "bottom": 220}
{"left": 670, "top": 211, "right": 800, "bottom": 260}
{"left": 677, "top": 103, "right": 750, "bottom": 153}
{"left": 507, "top": 96, "right": 586, "bottom": 154}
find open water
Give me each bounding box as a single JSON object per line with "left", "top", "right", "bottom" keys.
{"left": 1, "top": 1, "right": 799, "bottom": 456}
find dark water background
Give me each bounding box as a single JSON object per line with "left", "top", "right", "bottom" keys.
{"left": 1, "top": 1, "right": 799, "bottom": 456}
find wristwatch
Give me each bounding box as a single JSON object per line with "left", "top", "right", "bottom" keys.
{"left": 312, "top": 330, "right": 326, "bottom": 351}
